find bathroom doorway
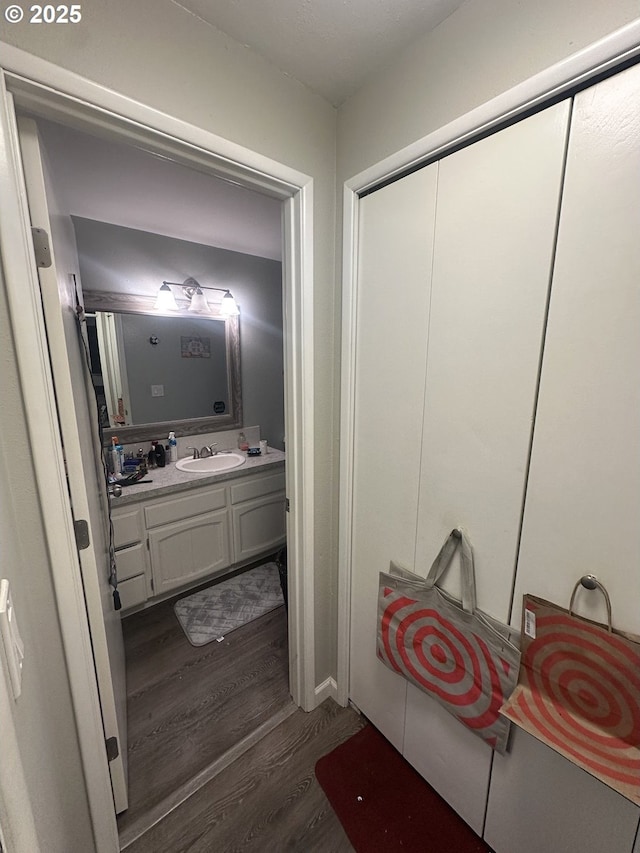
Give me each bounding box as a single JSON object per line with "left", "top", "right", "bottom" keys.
{"left": 1, "top": 60, "right": 312, "bottom": 844}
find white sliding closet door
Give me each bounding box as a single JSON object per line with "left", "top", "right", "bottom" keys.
{"left": 349, "top": 165, "right": 438, "bottom": 749}
{"left": 403, "top": 102, "right": 571, "bottom": 833}
{"left": 484, "top": 63, "right": 640, "bottom": 853}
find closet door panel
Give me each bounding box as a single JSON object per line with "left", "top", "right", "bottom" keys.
{"left": 404, "top": 103, "right": 570, "bottom": 826}
{"left": 509, "top": 64, "right": 640, "bottom": 635}
{"left": 349, "top": 165, "right": 437, "bottom": 749}
{"left": 404, "top": 685, "right": 492, "bottom": 834}
{"left": 414, "top": 102, "right": 571, "bottom": 620}
{"left": 486, "top": 61, "right": 640, "bottom": 853}
{"left": 485, "top": 728, "right": 639, "bottom": 853}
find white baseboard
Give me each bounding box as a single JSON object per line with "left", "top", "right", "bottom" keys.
{"left": 314, "top": 676, "right": 338, "bottom": 706}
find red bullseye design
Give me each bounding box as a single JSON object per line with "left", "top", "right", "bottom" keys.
{"left": 501, "top": 601, "right": 640, "bottom": 805}
{"left": 377, "top": 587, "right": 518, "bottom": 754}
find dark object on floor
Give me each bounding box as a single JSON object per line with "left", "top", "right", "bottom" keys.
{"left": 275, "top": 546, "right": 288, "bottom": 611}
{"left": 315, "top": 723, "right": 492, "bottom": 853}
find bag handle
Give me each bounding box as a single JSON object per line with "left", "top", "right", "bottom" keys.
{"left": 424, "top": 528, "right": 477, "bottom": 614}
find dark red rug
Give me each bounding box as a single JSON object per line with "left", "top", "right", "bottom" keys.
{"left": 315, "top": 724, "right": 492, "bottom": 852}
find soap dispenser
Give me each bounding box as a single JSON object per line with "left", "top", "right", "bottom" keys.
{"left": 237, "top": 431, "right": 249, "bottom": 451}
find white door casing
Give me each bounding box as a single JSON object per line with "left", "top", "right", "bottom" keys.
{"left": 17, "top": 116, "right": 129, "bottom": 813}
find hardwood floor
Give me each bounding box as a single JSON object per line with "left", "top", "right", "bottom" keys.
{"left": 125, "top": 698, "right": 365, "bottom": 853}
{"left": 118, "top": 585, "right": 293, "bottom": 846}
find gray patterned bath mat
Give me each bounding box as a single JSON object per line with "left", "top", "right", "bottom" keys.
{"left": 174, "top": 562, "right": 285, "bottom": 646}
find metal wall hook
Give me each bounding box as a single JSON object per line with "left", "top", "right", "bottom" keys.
{"left": 569, "top": 575, "right": 612, "bottom": 632}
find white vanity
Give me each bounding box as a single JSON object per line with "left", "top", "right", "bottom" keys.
{"left": 110, "top": 448, "right": 286, "bottom": 611}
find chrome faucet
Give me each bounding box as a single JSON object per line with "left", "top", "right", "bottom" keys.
{"left": 186, "top": 446, "right": 200, "bottom": 459}
{"left": 199, "top": 443, "right": 218, "bottom": 458}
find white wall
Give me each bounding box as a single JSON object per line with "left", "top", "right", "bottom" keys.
{"left": 337, "top": 0, "right": 640, "bottom": 182}
{"left": 1, "top": 0, "right": 338, "bottom": 685}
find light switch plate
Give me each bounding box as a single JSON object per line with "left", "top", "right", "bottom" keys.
{"left": 151, "top": 384, "right": 164, "bottom": 397}
{"left": 0, "top": 580, "right": 24, "bottom": 699}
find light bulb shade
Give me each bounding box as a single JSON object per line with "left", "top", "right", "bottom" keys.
{"left": 154, "top": 283, "right": 178, "bottom": 311}
{"left": 220, "top": 291, "right": 239, "bottom": 316}
{"left": 188, "top": 287, "right": 211, "bottom": 313}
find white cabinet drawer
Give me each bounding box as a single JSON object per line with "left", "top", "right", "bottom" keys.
{"left": 115, "top": 542, "right": 146, "bottom": 582}
{"left": 118, "top": 574, "right": 147, "bottom": 611}
{"left": 231, "top": 493, "right": 286, "bottom": 563}
{"left": 230, "top": 471, "right": 285, "bottom": 504}
{"left": 144, "top": 486, "right": 227, "bottom": 529}
{"left": 112, "top": 505, "right": 143, "bottom": 549}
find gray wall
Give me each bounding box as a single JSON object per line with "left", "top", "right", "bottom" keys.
{"left": 73, "top": 217, "right": 285, "bottom": 449}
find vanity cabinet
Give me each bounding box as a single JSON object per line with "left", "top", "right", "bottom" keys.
{"left": 113, "top": 466, "right": 286, "bottom": 608}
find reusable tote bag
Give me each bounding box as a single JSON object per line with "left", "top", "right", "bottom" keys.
{"left": 377, "top": 529, "right": 520, "bottom": 753}
{"left": 500, "top": 580, "right": 640, "bottom": 804}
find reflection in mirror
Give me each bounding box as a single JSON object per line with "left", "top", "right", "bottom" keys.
{"left": 84, "top": 290, "right": 242, "bottom": 443}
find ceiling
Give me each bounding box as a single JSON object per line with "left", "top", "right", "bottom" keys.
{"left": 173, "top": 0, "right": 467, "bottom": 106}
{"left": 39, "top": 119, "right": 283, "bottom": 260}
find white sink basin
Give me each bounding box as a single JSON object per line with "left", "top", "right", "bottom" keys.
{"left": 175, "top": 452, "right": 246, "bottom": 474}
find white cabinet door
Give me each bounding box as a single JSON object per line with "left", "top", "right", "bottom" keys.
{"left": 231, "top": 493, "right": 286, "bottom": 563}
{"left": 405, "top": 102, "right": 571, "bottom": 831}
{"left": 485, "top": 63, "right": 640, "bottom": 853}
{"left": 149, "top": 509, "right": 231, "bottom": 595}
{"left": 349, "top": 164, "right": 438, "bottom": 750}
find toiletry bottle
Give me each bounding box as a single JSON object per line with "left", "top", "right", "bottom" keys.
{"left": 111, "top": 437, "right": 122, "bottom": 475}
{"left": 148, "top": 442, "right": 157, "bottom": 469}
{"left": 155, "top": 441, "right": 166, "bottom": 468}
{"left": 115, "top": 439, "right": 125, "bottom": 474}
{"left": 168, "top": 431, "right": 178, "bottom": 463}
{"left": 237, "top": 431, "right": 249, "bottom": 451}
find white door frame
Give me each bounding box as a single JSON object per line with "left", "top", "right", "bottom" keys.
{"left": 0, "top": 44, "right": 316, "bottom": 853}
{"left": 337, "top": 19, "right": 640, "bottom": 705}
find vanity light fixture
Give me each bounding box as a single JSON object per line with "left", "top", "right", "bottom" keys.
{"left": 158, "top": 278, "right": 240, "bottom": 316}
{"left": 154, "top": 282, "right": 179, "bottom": 311}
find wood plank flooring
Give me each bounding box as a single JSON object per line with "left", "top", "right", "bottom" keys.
{"left": 125, "top": 698, "right": 365, "bottom": 853}
{"left": 118, "top": 588, "right": 293, "bottom": 844}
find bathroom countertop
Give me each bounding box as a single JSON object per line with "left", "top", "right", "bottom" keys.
{"left": 111, "top": 447, "right": 285, "bottom": 507}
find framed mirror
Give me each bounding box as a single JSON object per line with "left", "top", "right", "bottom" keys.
{"left": 84, "top": 289, "right": 242, "bottom": 443}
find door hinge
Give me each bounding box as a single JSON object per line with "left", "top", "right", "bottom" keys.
{"left": 285, "top": 498, "right": 290, "bottom": 513}
{"left": 105, "top": 736, "right": 119, "bottom": 762}
{"left": 74, "top": 519, "right": 90, "bottom": 550}
{"left": 31, "top": 227, "right": 52, "bottom": 268}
